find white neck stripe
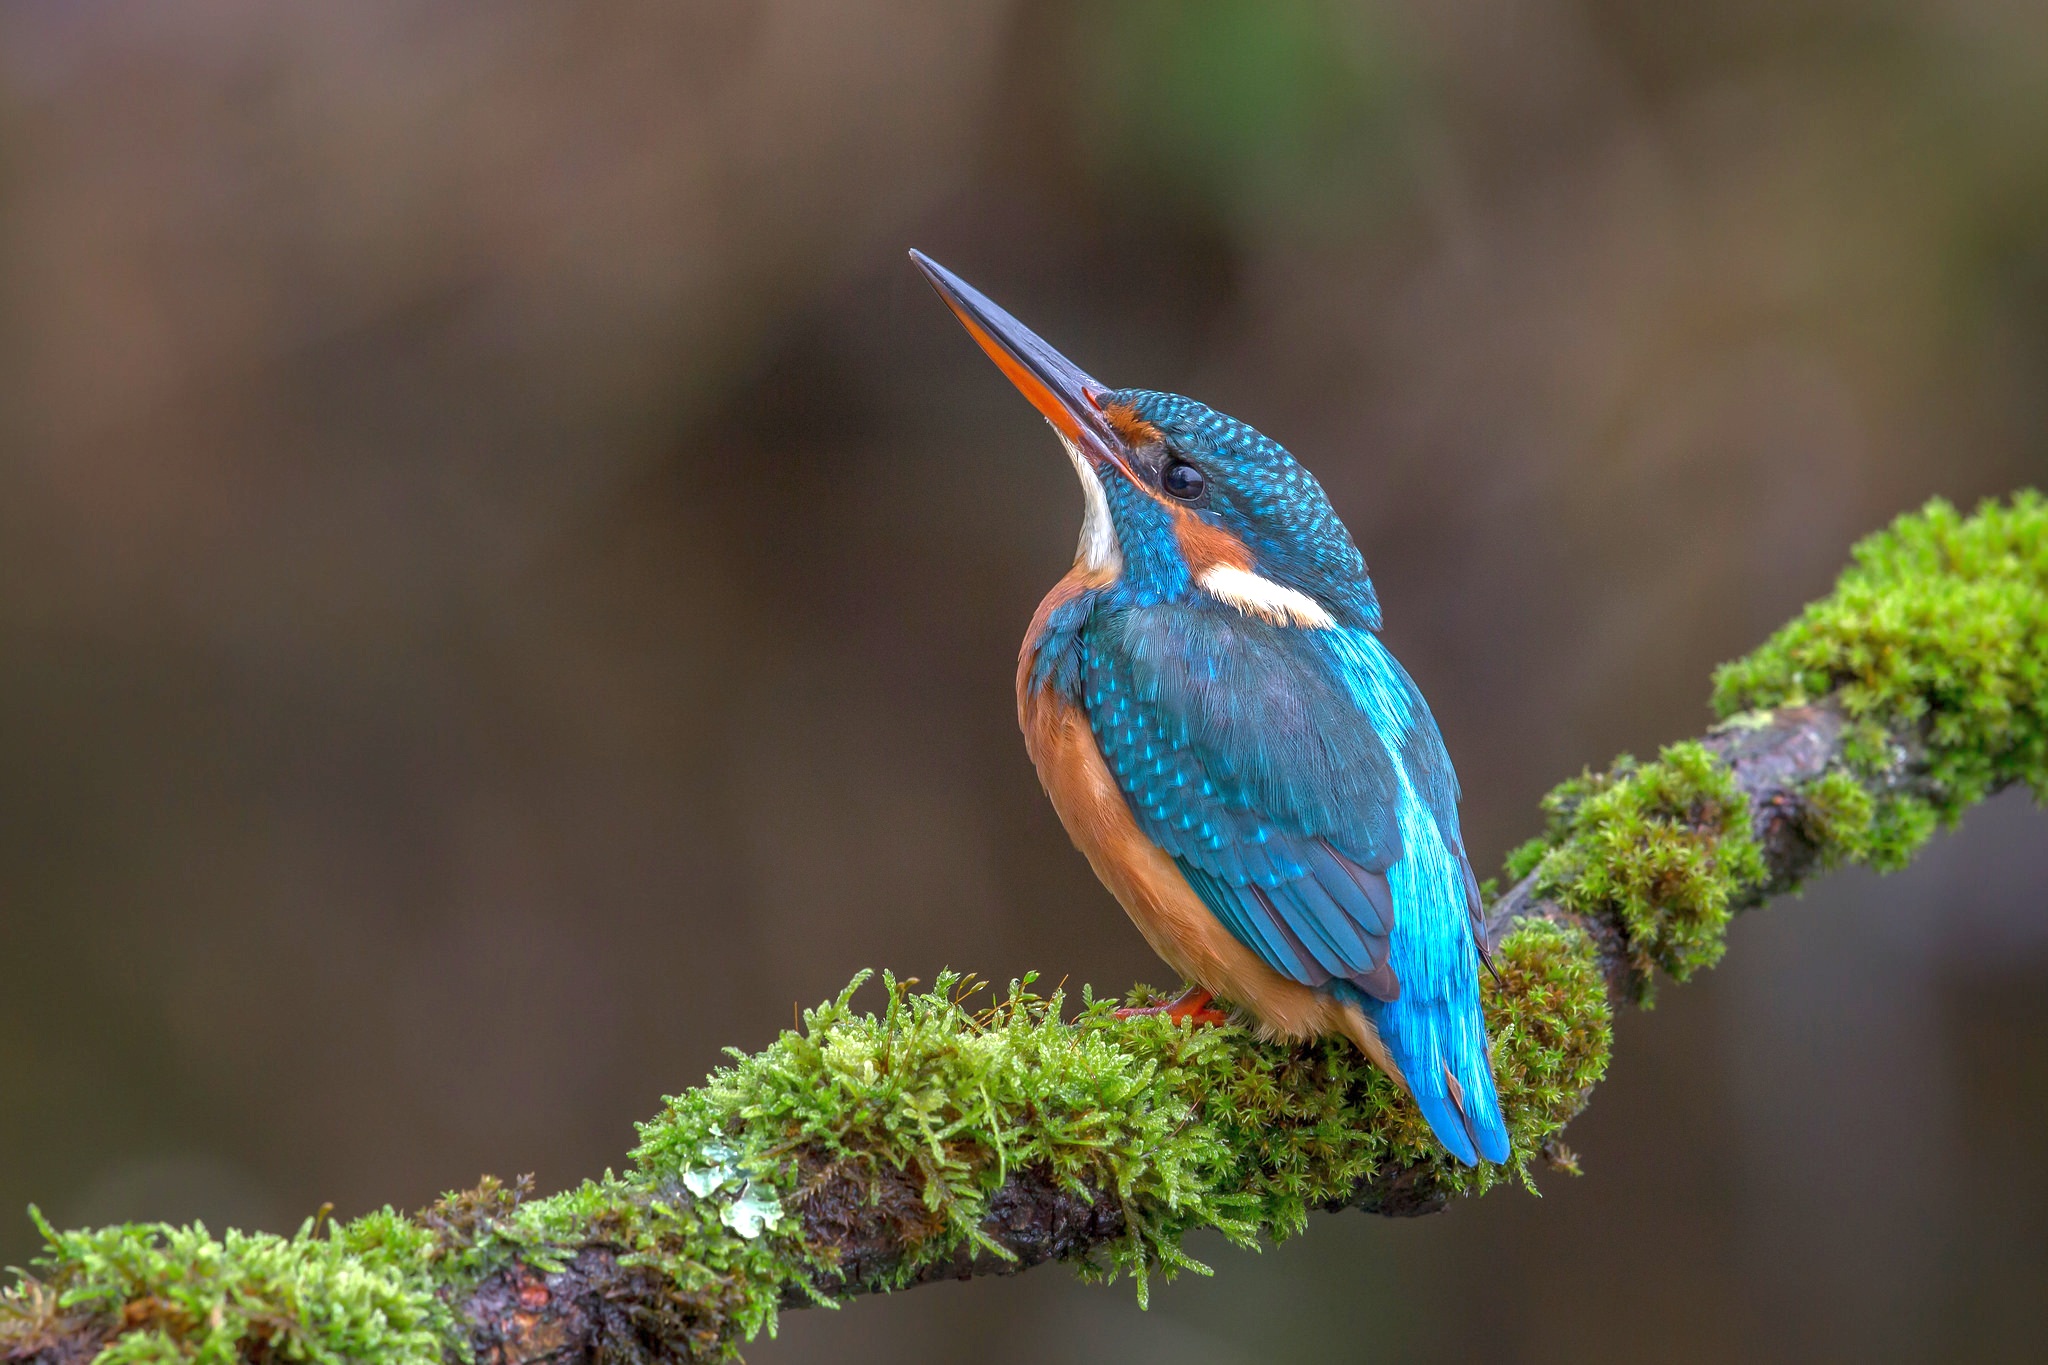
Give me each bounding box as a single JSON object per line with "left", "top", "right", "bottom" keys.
{"left": 1059, "top": 430, "right": 1123, "bottom": 575}
{"left": 1197, "top": 564, "right": 1335, "bottom": 628}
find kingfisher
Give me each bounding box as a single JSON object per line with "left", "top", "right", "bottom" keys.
{"left": 909, "top": 250, "right": 1509, "bottom": 1166}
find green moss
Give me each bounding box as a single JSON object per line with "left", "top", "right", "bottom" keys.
{"left": 630, "top": 971, "right": 1227, "bottom": 1304}
{"left": 1786, "top": 764, "right": 1932, "bottom": 878}
{"left": 3, "top": 1207, "right": 448, "bottom": 1365}
{"left": 1713, "top": 493, "right": 2048, "bottom": 864}
{"left": 1482, "top": 921, "right": 1613, "bottom": 1173}
{"left": 1501, "top": 835, "right": 1551, "bottom": 885}
{"left": 506, "top": 1170, "right": 793, "bottom": 1358}
{"left": 0, "top": 953, "right": 1612, "bottom": 1364}
{"left": 623, "top": 940, "right": 1610, "bottom": 1306}
{"left": 1794, "top": 769, "right": 1876, "bottom": 872}
{"left": 1507, "top": 742, "right": 1767, "bottom": 996}
{"left": 1498, "top": 496, "right": 2046, "bottom": 992}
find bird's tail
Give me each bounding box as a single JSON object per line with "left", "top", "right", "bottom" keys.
{"left": 1371, "top": 988, "right": 1510, "bottom": 1166}
{"left": 1333, "top": 795, "right": 1512, "bottom": 1166}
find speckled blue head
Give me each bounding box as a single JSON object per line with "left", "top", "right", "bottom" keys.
{"left": 1100, "top": 389, "right": 1382, "bottom": 630}
{"left": 909, "top": 249, "right": 1380, "bottom": 633}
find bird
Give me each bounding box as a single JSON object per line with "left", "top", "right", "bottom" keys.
{"left": 909, "top": 250, "right": 1509, "bottom": 1166}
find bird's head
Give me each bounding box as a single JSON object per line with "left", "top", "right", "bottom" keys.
{"left": 912, "top": 251, "right": 1379, "bottom": 631}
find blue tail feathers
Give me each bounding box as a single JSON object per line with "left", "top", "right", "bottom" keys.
{"left": 1372, "top": 992, "right": 1510, "bottom": 1166}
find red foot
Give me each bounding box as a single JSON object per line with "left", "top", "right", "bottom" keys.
{"left": 1114, "top": 986, "right": 1229, "bottom": 1028}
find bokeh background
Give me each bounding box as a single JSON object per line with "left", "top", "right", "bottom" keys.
{"left": 4, "top": 2, "right": 2047, "bottom": 1361}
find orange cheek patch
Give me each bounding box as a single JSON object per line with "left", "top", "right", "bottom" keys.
{"left": 1171, "top": 506, "right": 1253, "bottom": 575}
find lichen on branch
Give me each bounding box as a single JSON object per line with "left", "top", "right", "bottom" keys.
{"left": 4, "top": 493, "right": 2044, "bottom": 1365}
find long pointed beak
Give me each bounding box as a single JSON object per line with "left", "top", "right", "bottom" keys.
{"left": 909, "top": 250, "right": 1131, "bottom": 474}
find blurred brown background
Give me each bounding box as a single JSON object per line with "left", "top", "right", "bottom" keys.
{"left": 3, "top": 2, "right": 2046, "bottom": 1362}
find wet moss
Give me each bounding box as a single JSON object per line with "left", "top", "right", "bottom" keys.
{"left": 618, "top": 938, "right": 1612, "bottom": 1311}
{"left": 1480, "top": 921, "right": 1614, "bottom": 1174}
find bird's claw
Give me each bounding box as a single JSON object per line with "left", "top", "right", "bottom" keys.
{"left": 1114, "top": 987, "right": 1229, "bottom": 1028}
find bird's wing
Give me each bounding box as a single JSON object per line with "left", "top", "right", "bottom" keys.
{"left": 1083, "top": 603, "right": 1408, "bottom": 998}
{"left": 1317, "top": 625, "right": 1491, "bottom": 951}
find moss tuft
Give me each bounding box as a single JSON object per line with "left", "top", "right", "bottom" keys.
{"left": 1507, "top": 742, "right": 1766, "bottom": 996}
{"left": 420, "top": 1173, "right": 532, "bottom": 1273}
{"left": 1785, "top": 762, "right": 1935, "bottom": 879}
{"left": 630, "top": 970, "right": 1246, "bottom": 1306}
{"left": 1713, "top": 493, "right": 2048, "bottom": 863}
{"left": 2, "top": 1207, "right": 449, "bottom": 1365}
{"left": 499, "top": 1169, "right": 793, "bottom": 1358}
{"left": 1794, "top": 769, "right": 1877, "bottom": 872}
{"left": 625, "top": 947, "right": 1610, "bottom": 1303}
{"left": 1482, "top": 921, "right": 1613, "bottom": 1173}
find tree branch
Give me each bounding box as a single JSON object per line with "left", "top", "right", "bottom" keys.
{"left": 5, "top": 494, "right": 2043, "bottom": 1365}
{"left": 1488, "top": 697, "right": 1858, "bottom": 1003}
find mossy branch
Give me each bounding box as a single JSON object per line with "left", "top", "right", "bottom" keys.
{"left": 7, "top": 494, "right": 2046, "bottom": 1365}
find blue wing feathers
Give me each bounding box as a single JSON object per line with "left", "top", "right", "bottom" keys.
{"left": 1107, "top": 607, "right": 1403, "bottom": 863}
{"left": 1308, "top": 841, "right": 1394, "bottom": 935}
{"left": 1070, "top": 598, "right": 1510, "bottom": 1165}
{"left": 1185, "top": 867, "right": 1320, "bottom": 983}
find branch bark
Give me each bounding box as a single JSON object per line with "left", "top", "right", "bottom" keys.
{"left": 1485, "top": 699, "right": 1868, "bottom": 1001}
{"left": 0, "top": 700, "right": 1949, "bottom": 1365}
{"left": 451, "top": 697, "right": 1930, "bottom": 1365}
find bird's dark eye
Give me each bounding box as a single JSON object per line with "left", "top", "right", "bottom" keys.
{"left": 1162, "top": 461, "right": 1206, "bottom": 502}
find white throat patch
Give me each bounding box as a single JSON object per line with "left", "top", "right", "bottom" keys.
{"left": 1197, "top": 564, "right": 1336, "bottom": 629}
{"left": 1059, "top": 430, "right": 1123, "bottom": 575}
